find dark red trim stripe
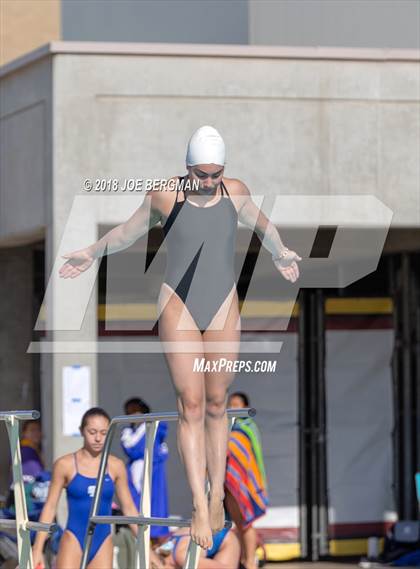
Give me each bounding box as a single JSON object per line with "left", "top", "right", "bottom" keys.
{"left": 328, "top": 521, "right": 395, "bottom": 538}
{"left": 98, "top": 321, "right": 159, "bottom": 336}
{"left": 97, "top": 315, "right": 393, "bottom": 336}
{"left": 325, "top": 315, "right": 394, "bottom": 331}
{"left": 255, "top": 521, "right": 395, "bottom": 544}
{"left": 97, "top": 319, "right": 300, "bottom": 335}
{"left": 256, "top": 527, "right": 300, "bottom": 542}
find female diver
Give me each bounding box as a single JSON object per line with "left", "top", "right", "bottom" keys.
{"left": 59, "top": 126, "right": 302, "bottom": 550}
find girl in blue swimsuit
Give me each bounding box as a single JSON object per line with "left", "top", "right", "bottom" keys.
{"left": 32, "top": 407, "right": 139, "bottom": 569}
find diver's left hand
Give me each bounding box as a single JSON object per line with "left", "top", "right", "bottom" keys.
{"left": 273, "top": 249, "right": 302, "bottom": 283}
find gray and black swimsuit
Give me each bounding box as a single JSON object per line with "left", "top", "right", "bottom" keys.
{"left": 162, "top": 176, "right": 238, "bottom": 332}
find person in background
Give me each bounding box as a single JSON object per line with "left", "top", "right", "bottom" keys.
{"left": 155, "top": 526, "right": 240, "bottom": 569}
{"left": 31, "top": 407, "right": 144, "bottom": 569}
{"left": 20, "top": 420, "right": 44, "bottom": 479}
{"left": 121, "top": 397, "right": 170, "bottom": 541}
{"left": 224, "top": 392, "right": 269, "bottom": 569}
{"left": 5, "top": 420, "right": 46, "bottom": 532}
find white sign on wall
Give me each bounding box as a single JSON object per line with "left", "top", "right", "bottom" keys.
{"left": 62, "top": 365, "right": 91, "bottom": 436}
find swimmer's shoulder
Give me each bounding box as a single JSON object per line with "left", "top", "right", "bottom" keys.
{"left": 52, "top": 453, "right": 75, "bottom": 481}
{"left": 108, "top": 453, "right": 127, "bottom": 479}
{"left": 146, "top": 175, "right": 184, "bottom": 215}
{"left": 54, "top": 452, "right": 74, "bottom": 468}
{"left": 223, "top": 177, "right": 251, "bottom": 210}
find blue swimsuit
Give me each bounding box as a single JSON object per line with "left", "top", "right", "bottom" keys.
{"left": 66, "top": 453, "right": 115, "bottom": 563}
{"left": 171, "top": 527, "right": 229, "bottom": 562}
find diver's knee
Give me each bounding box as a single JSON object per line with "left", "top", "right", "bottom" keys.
{"left": 205, "top": 394, "right": 227, "bottom": 419}
{"left": 178, "top": 396, "right": 205, "bottom": 422}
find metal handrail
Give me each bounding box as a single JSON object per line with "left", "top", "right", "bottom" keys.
{"left": 90, "top": 516, "right": 232, "bottom": 528}
{"left": 0, "top": 410, "right": 40, "bottom": 421}
{"left": 81, "top": 407, "right": 255, "bottom": 569}
{"left": 0, "top": 520, "right": 58, "bottom": 534}
{"left": 109, "top": 408, "right": 255, "bottom": 426}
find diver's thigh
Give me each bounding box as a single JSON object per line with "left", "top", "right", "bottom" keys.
{"left": 203, "top": 289, "right": 241, "bottom": 393}
{"left": 159, "top": 299, "right": 205, "bottom": 398}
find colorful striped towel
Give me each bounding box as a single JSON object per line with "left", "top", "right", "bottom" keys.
{"left": 225, "top": 417, "right": 269, "bottom": 528}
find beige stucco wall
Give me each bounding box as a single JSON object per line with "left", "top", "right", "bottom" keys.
{"left": 0, "top": 0, "right": 60, "bottom": 66}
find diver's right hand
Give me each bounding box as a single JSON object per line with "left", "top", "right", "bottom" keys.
{"left": 59, "top": 247, "right": 95, "bottom": 278}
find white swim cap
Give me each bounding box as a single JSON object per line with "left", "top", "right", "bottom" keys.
{"left": 186, "top": 125, "right": 226, "bottom": 167}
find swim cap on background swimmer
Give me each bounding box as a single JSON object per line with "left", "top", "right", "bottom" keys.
{"left": 186, "top": 125, "right": 226, "bottom": 166}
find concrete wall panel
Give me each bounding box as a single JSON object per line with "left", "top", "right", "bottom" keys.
{"left": 51, "top": 54, "right": 419, "bottom": 227}
{"left": 0, "top": 102, "right": 46, "bottom": 238}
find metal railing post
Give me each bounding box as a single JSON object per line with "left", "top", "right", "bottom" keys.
{"left": 183, "top": 539, "right": 202, "bottom": 569}
{"left": 5, "top": 414, "right": 33, "bottom": 569}
{"left": 135, "top": 420, "right": 158, "bottom": 569}
{"left": 0, "top": 411, "right": 56, "bottom": 569}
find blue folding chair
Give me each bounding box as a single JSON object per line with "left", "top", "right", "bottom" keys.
{"left": 416, "top": 472, "right": 420, "bottom": 510}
